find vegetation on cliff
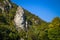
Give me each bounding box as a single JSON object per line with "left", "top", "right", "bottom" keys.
{"left": 0, "top": 0, "right": 60, "bottom": 40}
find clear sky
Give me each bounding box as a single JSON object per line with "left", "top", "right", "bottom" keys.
{"left": 11, "top": 0, "right": 60, "bottom": 22}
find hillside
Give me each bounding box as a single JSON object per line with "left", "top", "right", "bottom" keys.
{"left": 0, "top": 0, "right": 47, "bottom": 30}
{"left": 0, "top": 0, "right": 60, "bottom": 40}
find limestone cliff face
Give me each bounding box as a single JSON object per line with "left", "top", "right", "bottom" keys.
{"left": 0, "top": 0, "right": 28, "bottom": 31}
{"left": 14, "top": 6, "right": 26, "bottom": 31}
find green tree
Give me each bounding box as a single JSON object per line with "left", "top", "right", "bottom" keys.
{"left": 48, "top": 17, "right": 60, "bottom": 40}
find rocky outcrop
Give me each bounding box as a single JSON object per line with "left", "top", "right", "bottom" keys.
{"left": 0, "top": 0, "right": 12, "bottom": 13}
{"left": 0, "top": 6, "right": 4, "bottom": 13}
{"left": 0, "top": 0, "right": 28, "bottom": 32}
{"left": 3, "top": 0, "right": 12, "bottom": 8}
{"left": 14, "top": 6, "right": 26, "bottom": 31}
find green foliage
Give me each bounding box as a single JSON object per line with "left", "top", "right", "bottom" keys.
{"left": 0, "top": 0, "right": 4, "bottom": 2}
{"left": 0, "top": 25, "right": 20, "bottom": 40}
{"left": 24, "top": 9, "right": 46, "bottom": 26}
{"left": 0, "top": 0, "right": 60, "bottom": 40}
{"left": 0, "top": 0, "right": 19, "bottom": 40}
{"left": 48, "top": 17, "right": 60, "bottom": 40}
{"left": 48, "top": 28, "right": 60, "bottom": 40}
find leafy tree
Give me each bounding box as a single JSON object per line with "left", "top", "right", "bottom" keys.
{"left": 48, "top": 17, "right": 60, "bottom": 40}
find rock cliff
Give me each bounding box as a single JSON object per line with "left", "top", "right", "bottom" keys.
{"left": 14, "top": 6, "right": 26, "bottom": 31}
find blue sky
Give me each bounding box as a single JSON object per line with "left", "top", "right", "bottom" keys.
{"left": 11, "top": 0, "right": 60, "bottom": 22}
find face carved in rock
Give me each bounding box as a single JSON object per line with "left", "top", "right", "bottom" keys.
{"left": 14, "top": 6, "right": 25, "bottom": 31}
